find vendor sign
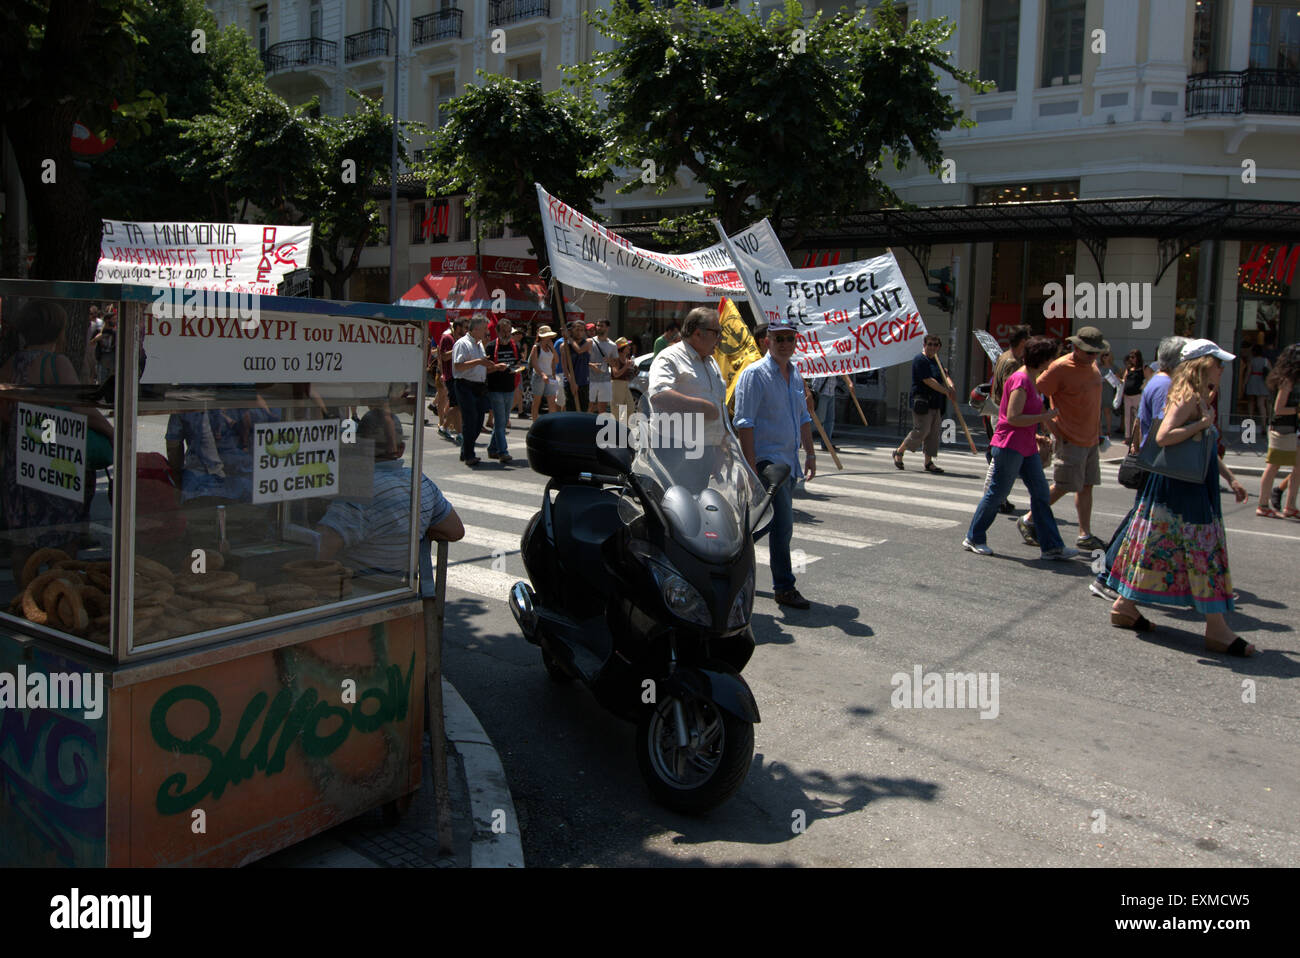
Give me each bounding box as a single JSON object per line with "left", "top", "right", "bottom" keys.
{"left": 95, "top": 220, "right": 312, "bottom": 295}
{"left": 536, "top": 183, "right": 782, "bottom": 301}
{"left": 253, "top": 419, "right": 340, "bottom": 504}
{"left": 15, "top": 404, "right": 87, "bottom": 503}
{"left": 718, "top": 222, "right": 927, "bottom": 377}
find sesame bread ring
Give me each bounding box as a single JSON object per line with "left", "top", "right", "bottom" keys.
{"left": 134, "top": 556, "right": 175, "bottom": 581}
{"left": 88, "top": 571, "right": 112, "bottom": 591}
{"left": 135, "top": 581, "right": 175, "bottom": 606}
{"left": 53, "top": 559, "right": 95, "bottom": 573}
{"left": 190, "top": 607, "right": 252, "bottom": 628}
{"left": 164, "top": 593, "right": 205, "bottom": 612}
{"left": 175, "top": 571, "right": 239, "bottom": 595}
{"left": 262, "top": 583, "right": 319, "bottom": 602}
{"left": 21, "top": 571, "right": 77, "bottom": 625}
{"left": 21, "top": 548, "right": 71, "bottom": 589}
{"left": 186, "top": 549, "right": 225, "bottom": 573}
{"left": 79, "top": 586, "right": 110, "bottom": 619}
{"left": 92, "top": 614, "right": 112, "bottom": 630}
{"left": 133, "top": 603, "right": 164, "bottom": 623}
{"left": 282, "top": 559, "right": 346, "bottom": 576}
{"left": 44, "top": 580, "right": 89, "bottom": 634}
{"left": 207, "top": 581, "right": 257, "bottom": 600}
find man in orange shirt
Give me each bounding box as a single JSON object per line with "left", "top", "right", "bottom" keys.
{"left": 1018, "top": 326, "right": 1108, "bottom": 552}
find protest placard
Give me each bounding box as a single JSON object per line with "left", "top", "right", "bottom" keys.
{"left": 535, "top": 183, "right": 783, "bottom": 301}
{"left": 15, "top": 404, "right": 87, "bottom": 503}
{"left": 718, "top": 222, "right": 927, "bottom": 378}
{"left": 973, "top": 329, "right": 1003, "bottom": 365}
{"left": 252, "top": 420, "right": 340, "bottom": 504}
{"left": 95, "top": 220, "right": 312, "bottom": 295}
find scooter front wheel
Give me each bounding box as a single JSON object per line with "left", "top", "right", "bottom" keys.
{"left": 636, "top": 694, "right": 753, "bottom": 814}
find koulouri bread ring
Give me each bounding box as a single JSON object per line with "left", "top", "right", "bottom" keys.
{"left": 174, "top": 571, "right": 239, "bottom": 594}
{"left": 189, "top": 607, "right": 252, "bottom": 628}
{"left": 21, "top": 548, "right": 71, "bottom": 589}
{"left": 135, "top": 555, "right": 175, "bottom": 581}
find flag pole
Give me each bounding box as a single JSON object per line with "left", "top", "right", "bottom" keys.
{"left": 842, "top": 374, "right": 870, "bottom": 427}
{"left": 935, "top": 355, "right": 978, "bottom": 455}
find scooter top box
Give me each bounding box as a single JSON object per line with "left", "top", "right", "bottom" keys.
{"left": 526, "top": 412, "right": 632, "bottom": 478}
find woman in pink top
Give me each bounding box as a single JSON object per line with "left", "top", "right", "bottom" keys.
{"left": 964, "top": 337, "right": 1077, "bottom": 558}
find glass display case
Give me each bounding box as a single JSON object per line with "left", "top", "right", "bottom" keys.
{"left": 0, "top": 280, "right": 431, "bottom": 661}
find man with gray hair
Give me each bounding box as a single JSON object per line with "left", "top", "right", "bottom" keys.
{"left": 453, "top": 314, "right": 506, "bottom": 467}
{"left": 1089, "top": 334, "right": 1186, "bottom": 600}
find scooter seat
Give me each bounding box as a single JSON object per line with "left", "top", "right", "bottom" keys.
{"left": 552, "top": 485, "right": 623, "bottom": 585}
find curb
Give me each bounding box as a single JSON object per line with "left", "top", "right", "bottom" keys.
{"left": 441, "top": 677, "right": 525, "bottom": 868}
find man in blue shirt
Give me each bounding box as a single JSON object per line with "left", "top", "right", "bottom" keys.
{"left": 733, "top": 318, "right": 816, "bottom": 610}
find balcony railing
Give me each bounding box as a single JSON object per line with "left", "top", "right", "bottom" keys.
{"left": 1187, "top": 69, "right": 1300, "bottom": 117}
{"left": 345, "top": 27, "right": 393, "bottom": 63}
{"left": 413, "top": 8, "right": 463, "bottom": 44}
{"left": 261, "top": 38, "right": 337, "bottom": 73}
{"left": 489, "top": 0, "right": 550, "bottom": 27}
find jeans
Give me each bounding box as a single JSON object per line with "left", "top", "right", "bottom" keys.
{"left": 967, "top": 445, "right": 1064, "bottom": 553}
{"left": 454, "top": 379, "right": 488, "bottom": 461}
{"left": 815, "top": 391, "right": 836, "bottom": 448}
{"left": 487, "top": 390, "right": 512, "bottom": 458}
{"left": 767, "top": 475, "right": 796, "bottom": 592}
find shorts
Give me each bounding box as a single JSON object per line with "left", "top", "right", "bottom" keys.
{"left": 531, "top": 373, "right": 559, "bottom": 399}
{"left": 590, "top": 380, "right": 612, "bottom": 404}
{"left": 443, "top": 378, "right": 457, "bottom": 407}
{"left": 1052, "top": 438, "right": 1101, "bottom": 491}
{"left": 1266, "top": 427, "right": 1297, "bottom": 466}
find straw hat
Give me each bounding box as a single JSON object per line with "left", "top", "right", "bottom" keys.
{"left": 615, "top": 337, "right": 631, "bottom": 349}
{"left": 536, "top": 325, "right": 558, "bottom": 339}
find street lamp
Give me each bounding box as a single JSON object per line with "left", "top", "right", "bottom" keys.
{"left": 383, "top": 0, "right": 399, "bottom": 303}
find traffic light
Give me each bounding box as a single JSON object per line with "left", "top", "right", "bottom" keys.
{"left": 927, "top": 267, "right": 954, "bottom": 313}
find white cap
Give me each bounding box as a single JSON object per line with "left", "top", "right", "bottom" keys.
{"left": 1180, "top": 339, "right": 1235, "bottom": 363}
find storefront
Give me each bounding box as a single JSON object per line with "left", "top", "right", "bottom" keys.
{"left": 0, "top": 280, "right": 439, "bottom": 866}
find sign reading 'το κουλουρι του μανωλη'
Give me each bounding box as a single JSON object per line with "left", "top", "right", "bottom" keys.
{"left": 15, "top": 404, "right": 87, "bottom": 503}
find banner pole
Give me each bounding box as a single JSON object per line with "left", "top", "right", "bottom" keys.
{"left": 935, "top": 355, "right": 978, "bottom": 455}
{"left": 842, "top": 374, "right": 870, "bottom": 427}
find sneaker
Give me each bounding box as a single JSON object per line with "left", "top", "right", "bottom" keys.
{"left": 962, "top": 538, "right": 994, "bottom": 556}
{"left": 464, "top": 457, "right": 481, "bottom": 468}
{"left": 997, "top": 500, "right": 1017, "bottom": 515}
{"left": 1017, "top": 516, "right": 1038, "bottom": 546}
{"left": 496, "top": 453, "right": 512, "bottom": 464}
{"left": 774, "top": 589, "right": 811, "bottom": 609}
{"left": 1271, "top": 487, "right": 1283, "bottom": 511}
{"left": 1089, "top": 580, "right": 1119, "bottom": 600}
{"left": 437, "top": 426, "right": 451, "bottom": 441}
{"left": 1076, "top": 534, "right": 1106, "bottom": 551}
{"left": 1041, "top": 546, "right": 1080, "bottom": 560}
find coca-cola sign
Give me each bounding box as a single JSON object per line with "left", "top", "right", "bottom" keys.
{"left": 482, "top": 255, "right": 537, "bottom": 275}
{"left": 431, "top": 255, "right": 476, "bottom": 273}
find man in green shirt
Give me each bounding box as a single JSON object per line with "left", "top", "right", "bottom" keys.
{"left": 652, "top": 320, "right": 681, "bottom": 357}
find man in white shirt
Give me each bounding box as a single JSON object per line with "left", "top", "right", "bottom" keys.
{"left": 452, "top": 314, "right": 505, "bottom": 467}
{"left": 588, "top": 320, "right": 617, "bottom": 414}
{"left": 648, "top": 307, "right": 727, "bottom": 485}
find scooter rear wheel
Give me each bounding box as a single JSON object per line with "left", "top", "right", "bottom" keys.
{"left": 636, "top": 694, "right": 753, "bottom": 814}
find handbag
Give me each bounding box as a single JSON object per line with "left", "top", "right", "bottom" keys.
{"left": 912, "top": 396, "right": 930, "bottom": 415}
{"left": 1117, "top": 429, "right": 1146, "bottom": 490}
{"left": 1137, "top": 413, "right": 1215, "bottom": 483}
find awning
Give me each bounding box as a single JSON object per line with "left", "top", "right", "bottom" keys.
{"left": 399, "top": 255, "right": 582, "bottom": 334}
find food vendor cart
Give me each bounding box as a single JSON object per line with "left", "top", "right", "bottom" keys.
{"left": 0, "top": 280, "right": 443, "bottom": 866}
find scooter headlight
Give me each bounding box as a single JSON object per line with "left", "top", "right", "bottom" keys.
{"left": 630, "top": 540, "right": 712, "bottom": 627}
{"left": 727, "top": 567, "right": 754, "bottom": 629}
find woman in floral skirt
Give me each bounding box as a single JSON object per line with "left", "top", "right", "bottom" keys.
{"left": 1104, "top": 339, "right": 1256, "bottom": 656}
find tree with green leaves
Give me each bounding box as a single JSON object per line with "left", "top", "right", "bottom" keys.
{"left": 420, "top": 73, "right": 616, "bottom": 278}
{"left": 572, "top": 0, "right": 987, "bottom": 247}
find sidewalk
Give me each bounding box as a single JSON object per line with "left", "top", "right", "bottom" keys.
{"left": 257, "top": 678, "right": 523, "bottom": 869}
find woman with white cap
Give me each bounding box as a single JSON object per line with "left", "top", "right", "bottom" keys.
{"left": 1103, "top": 339, "right": 1255, "bottom": 656}
{"left": 528, "top": 325, "right": 562, "bottom": 420}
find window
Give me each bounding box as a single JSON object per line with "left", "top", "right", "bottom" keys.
{"left": 980, "top": 0, "right": 1019, "bottom": 92}
{"left": 411, "top": 203, "right": 426, "bottom": 244}
{"left": 512, "top": 56, "right": 543, "bottom": 83}
{"left": 434, "top": 75, "right": 456, "bottom": 128}
{"left": 1249, "top": 1, "right": 1300, "bottom": 71}
{"left": 1041, "top": 0, "right": 1085, "bottom": 87}
{"left": 1191, "top": 0, "right": 1221, "bottom": 74}
{"left": 454, "top": 201, "right": 471, "bottom": 243}
{"left": 256, "top": 5, "right": 269, "bottom": 55}
{"left": 310, "top": 0, "right": 322, "bottom": 39}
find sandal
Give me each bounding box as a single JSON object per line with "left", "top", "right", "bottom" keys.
{"left": 1110, "top": 610, "right": 1156, "bottom": 632}
{"left": 924, "top": 462, "right": 945, "bottom": 474}
{"left": 1206, "top": 636, "right": 1256, "bottom": 657}
{"left": 1256, "top": 506, "right": 1283, "bottom": 518}
{"left": 1283, "top": 508, "right": 1300, "bottom": 519}
{"left": 893, "top": 451, "right": 904, "bottom": 470}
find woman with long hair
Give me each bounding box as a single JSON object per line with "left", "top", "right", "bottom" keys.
{"left": 1121, "top": 348, "right": 1151, "bottom": 442}
{"left": 1257, "top": 343, "right": 1299, "bottom": 518}
{"left": 528, "top": 325, "right": 561, "bottom": 419}
{"left": 1103, "top": 341, "right": 1254, "bottom": 656}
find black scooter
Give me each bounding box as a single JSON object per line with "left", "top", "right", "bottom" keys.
{"left": 509, "top": 411, "right": 785, "bottom": 813}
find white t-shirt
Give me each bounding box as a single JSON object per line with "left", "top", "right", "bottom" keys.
{"left": 649, "top": 340, "right": 726, "bottom": 442}
{"left": 452, "top": 333, "right": 487, "bottom": 382}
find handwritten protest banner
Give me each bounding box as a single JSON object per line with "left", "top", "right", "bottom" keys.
{"left": 535, "top": 183, "right": 782, "bottom": 301}
{"left": 973, "top": 329, "right": 1003, "bottom": 365}
{"left": 95, "top": 220, "right": 312, "bottom": 295}
{"left": 140, "top": 307, "right": 421, "bottom": 385}
{"left": 15, "top": 404, "right": 87, "bottom": 503}
{"left": 718, "top": 221, "right": 927, "bottom": 378}
{"left": 253, "top": 420, "right": 340, "bottom": 504}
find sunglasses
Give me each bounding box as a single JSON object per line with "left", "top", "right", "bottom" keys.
{"left": 770, "top": 334, "right": 797, "bottom": 344}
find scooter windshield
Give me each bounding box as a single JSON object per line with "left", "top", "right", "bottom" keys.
{"left": 628, "top": 390, "right": 766, "bottom": 561}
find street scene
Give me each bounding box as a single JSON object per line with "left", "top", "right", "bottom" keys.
{"left": 0, "top": 0, "right": 1296, "bottom": 926}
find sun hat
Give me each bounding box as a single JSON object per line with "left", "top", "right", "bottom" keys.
{"left": 1180, "top": 339, "right": 1235, "bottom": 363}
{"left": 1066, "top": 326, "right": 1109, "bottom": 354}
{"left": 536, "top": 325, "right": 558, "bottom": 339}
{"left": 615, "top": 337, "right": 631, "bottom": 349}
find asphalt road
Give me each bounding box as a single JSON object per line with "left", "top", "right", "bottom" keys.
{"left": 426, "top": 416, "right": 1300, "bottom": 867}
